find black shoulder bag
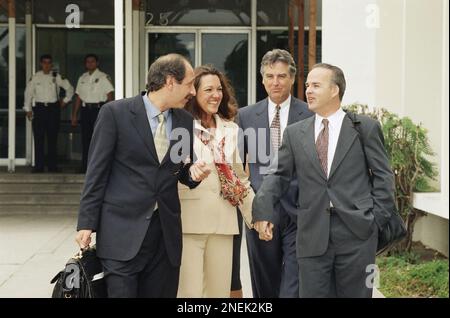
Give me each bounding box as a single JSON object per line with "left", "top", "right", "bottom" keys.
{"left": 346, "top": 112, "right": 406, "bottom": 255}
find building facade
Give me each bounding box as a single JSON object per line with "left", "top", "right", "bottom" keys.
{"left": 0, "top": 0, "right": 322, "bottom": 170}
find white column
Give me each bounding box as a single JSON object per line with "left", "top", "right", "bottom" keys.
{"left": 139, "top": 2, "right": 146, "bottom": 91}
{"left": 132, "top": 1, "right": 140, "bottom": 95}
{"left": 125, "top": 0, "right": 133, "bottom": 97}
{"left": 25, "top": 0, "right": 32, "bottom": 164}
{"left": 114, "top": 0, "right": 124, "bottom": 99}
{"left": 250, "top": 0, "right": 257, "bottom": 105}
{"left": 8, "top": 3, "right": 16, "bottom": 172}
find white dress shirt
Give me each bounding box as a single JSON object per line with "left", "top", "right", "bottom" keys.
{"left": 23, "top": 71, "right": 74, "bottom": 112}
{"left": 75, "top": 68, "right": 114, "bottom": 105}
{"left": 314, "top": 107, "right": 346, "bottom": 178}
{"left": 268, "top": 95, "right": 291, "bottom": 137}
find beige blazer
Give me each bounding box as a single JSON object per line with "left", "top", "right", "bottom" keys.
{"left": 179, "top": 115, "right": 254, "bottom": 235}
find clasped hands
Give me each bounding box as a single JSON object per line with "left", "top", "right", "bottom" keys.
{"left": 189, "top": 160, "right": 212, "bottom": 182}
{"left": 254, "top": 220, "right": 274, "bottom": 241}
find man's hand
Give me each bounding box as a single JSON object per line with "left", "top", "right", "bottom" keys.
{"left": 189, "top": 160, "right": 211, "bottom": 182}
{"left": 26, "top": 111, "right": 32, "bottom": 121}
{"left": 59, "top": 100, "right": 66, "bottom": 108}
{"left": 75, "top": 230, "right": 92, "bottom": 249}
{"left": 254, "top": 221, "right": 274, "bottom": 241}
{"left": 71, "top": 116, "right": 78, "bottom": 127}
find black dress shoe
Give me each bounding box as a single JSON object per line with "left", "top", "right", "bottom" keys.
{"left": 31, "top": 168, "right": 44, "bottom": 173}
{"left": 48, "top": 168, "right": 61, "bottom": 173}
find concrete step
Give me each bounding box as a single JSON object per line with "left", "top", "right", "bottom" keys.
{"left": 0, "top": 183, "right": 84, "bottom": 194}
{"left": 0, "top": 193, "right": 81, "bottom": 205}
{"left": 0, "top": 205, "right": 79, "bottom": 215}
{"left": 0, "top": 173, "right": 84, "bottom": 184}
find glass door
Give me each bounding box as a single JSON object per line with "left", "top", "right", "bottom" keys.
{"left": 200, "top": 32, "right": 249, "bottom": 107}
{"left": 0, "top": 25, "right": 27, "bottom": 168}
{"left": 35, "top": 27, "right": 115, "bottom": 169}
{"left": 147, "top": 29, "right": 250, "bottom": 107}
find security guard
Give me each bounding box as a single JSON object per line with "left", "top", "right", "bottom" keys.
{"left": 24, "top": 54, "right": 74, "bottom": 173}
{"left": 71, "top": 54, "right": 114, "bottom": 173}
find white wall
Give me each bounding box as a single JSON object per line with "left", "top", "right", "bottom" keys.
{"left": 322, "top": 0, "right": 377, "bottom": 107}
{"left": 413, "top": 213, "right": 449, "bottom": 257}
{"left": 322, "top": 0, "right": 449, "bottom": 250}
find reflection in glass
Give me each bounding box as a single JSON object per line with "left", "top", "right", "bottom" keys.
{"left": 202, "top": 33, "right": 248, "bottom": 108}
{"left": 0, "top": 26, "right": 26, "bottom": 159}
{"left": 148, "top": 33, "right": 195, "bottom": 68}
{"left": 256, "top": 30, "right": 322, "bottom": 101}
{"left": 33, "top": 0, "right": 114, "bottom": 25}
{"left": 257, "top": 0, "right": 322, "bottom": 27}
{"left": 146, "top": 0, "right": 250, "bottom": 26}
{"left": 0, "top": 0, "right": 26, "bottom": 23}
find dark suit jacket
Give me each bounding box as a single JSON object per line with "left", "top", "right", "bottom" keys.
{"left": 238, "top": 97, "right": 313, "bottom": 218}
{"left": 252, "top": 114, "right": 396, "bottom": 258}
{"left": 77, "top": 94, "right": 198, "bottom": 266}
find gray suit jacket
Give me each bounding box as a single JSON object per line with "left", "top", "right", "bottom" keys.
{"left": 77, "top": 94, "right": 198, "bottom": 266}
{"left": 252, "top": 114, "right": 396, "bottom": 258}
{"left": 238, "top": 97, "right": 313, "bottom": 218}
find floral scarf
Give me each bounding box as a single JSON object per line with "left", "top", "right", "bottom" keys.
{"left": 197, "top": 129, "right": 248, "bottom": 207}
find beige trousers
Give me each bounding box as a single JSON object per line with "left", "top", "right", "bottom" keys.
{"left": 177, "top": 234, "right": 233, "bottom": 298}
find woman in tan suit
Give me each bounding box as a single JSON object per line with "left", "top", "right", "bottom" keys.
{"left": 177, "top": 65, "right": 254, "bottom": 298}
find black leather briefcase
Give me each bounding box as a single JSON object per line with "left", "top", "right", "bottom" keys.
{"left": 50, "top": 245, "right": 106, "bottom": 298}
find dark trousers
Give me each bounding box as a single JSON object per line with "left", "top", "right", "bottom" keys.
{"left": 297, "top": 212, "right": 378, "bottom": 298}
{"left": 231, "top": 211, "right": 243, "bottom": 291}
{"left": 32, "top": 103, "right": 60, "bottom": 171}
{"left": 80, "top": 105, "right": 101, "bottom": 172}
{"left": 100, "top": 211, "right": 180, "bottom": 298}
{"left": 245, "top": 205, "right": 299, "bottom": 298}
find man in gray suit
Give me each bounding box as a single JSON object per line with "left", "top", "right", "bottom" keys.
{"left": 253, "top": 63, "right": 395, "bottom": 297}
{"left": 238, "top": 49, "right": 313, "bottom": 297}
{"left": 75, "top": 54, "right": 211, "bottom": 297}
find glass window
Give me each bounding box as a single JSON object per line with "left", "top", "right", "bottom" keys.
{"left": 33, "top": 0, "right": 114, "bottom": 25}
{"left": 146, "top": 0, "right": 250, "bottom": 26}
{"left": 256, "top": 30, "right": 322, "bottom": 101}
{"left": 0, "top": 0, "right": 26, "bottom": 24}
{"left": 257, "top": 0, "right": 322, "bottom": 27}
{"left": 148, "top": 33, "right": 196, "bottom": 67}
{"left": 0, "top": 26, "right": 26, "bottom": 158}
{"left": 36, "top": 28, "right": 115, "bottom": 163}
{"left": 202, "top": 33, "right": 248, "bottom": 107}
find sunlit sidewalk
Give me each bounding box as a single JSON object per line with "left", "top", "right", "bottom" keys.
{"left": 0, "top": 215, "right": 253, "bottom": 298}
{"left": 0, "top": 214, "right": 382, "bottom": 298}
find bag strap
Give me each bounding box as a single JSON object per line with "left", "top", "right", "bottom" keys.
{"left": 345, "top": 111, "right": 374, "bottom": 184}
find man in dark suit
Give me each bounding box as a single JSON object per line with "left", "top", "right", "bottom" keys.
{"left": 75, "top": 54, "right": 211, "bottom": 298}
{"left": 238, "top": 49, "right": 313, "bottom": 297}
{"left": 253, "top": 63, "right": 396, "bottom": 297}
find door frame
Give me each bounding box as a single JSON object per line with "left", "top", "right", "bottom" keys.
{"left": 146, "top": 27, "right": 252, "bottom": 106}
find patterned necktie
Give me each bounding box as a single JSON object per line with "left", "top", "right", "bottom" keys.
{"left": 270, "top": 105, "right": 281, "bottom": 150}
{"left": 154, "top": 113, "right": 169, "bottom": 163}
{"left": 316, "top": 118, "right": 329, "bottom": 176}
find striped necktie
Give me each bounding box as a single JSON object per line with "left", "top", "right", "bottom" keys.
{"left": 316, "top": 118, "right": 329, "bottom": 176}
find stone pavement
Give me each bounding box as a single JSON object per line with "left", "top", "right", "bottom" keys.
{"left": 0, "top": 214, "right": 382, "bottom": 298}
{"left": 0, "top": 214, "right": 253, "bottom": 298}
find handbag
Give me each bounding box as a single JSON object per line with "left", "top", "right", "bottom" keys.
{"left": 346, "top": 112, "right": 407, "bottom": 255}
{"left": 50, "top": 245, "right": 106, "bottom": 298}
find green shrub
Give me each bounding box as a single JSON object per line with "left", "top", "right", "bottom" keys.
{"left": 377, "top": 255, "right": 449, "bottom": 298}
{"left": 344, "top": 104, "right": 438, "bottom": 253}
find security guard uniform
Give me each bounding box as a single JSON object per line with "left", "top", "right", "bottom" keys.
{"left": 24, "top": 70, "right": 74, "bottom": 172}
{"left": 75, "top": 68, "right": 114, "bottom": 172}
